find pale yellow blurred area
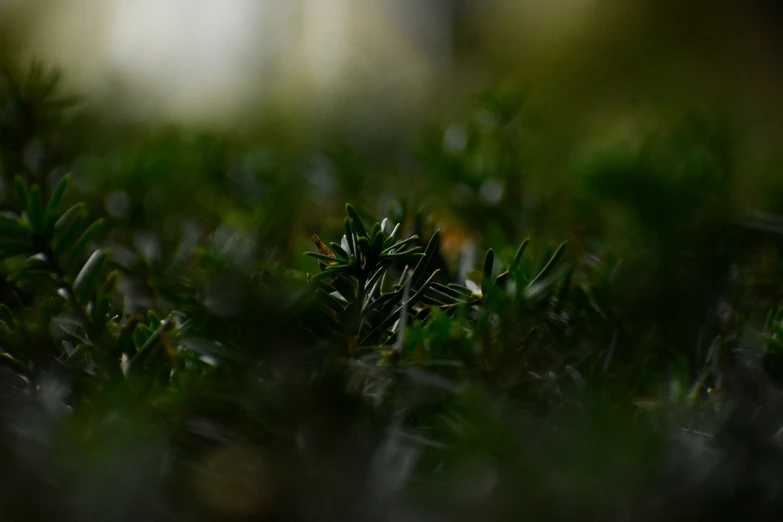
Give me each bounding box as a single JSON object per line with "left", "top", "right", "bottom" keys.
{"left": 1, "top": 0, "right": 459, "bottom": 126}
{"left": 0, "top": 0, "right": 781, "bottom": 151}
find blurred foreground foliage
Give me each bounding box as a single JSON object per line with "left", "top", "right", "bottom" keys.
{"left": 2, "top": 63, "right": 783, "bottom": 521}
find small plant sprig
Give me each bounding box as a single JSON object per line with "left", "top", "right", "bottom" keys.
{"left": 0, "top": 172, "right": 186, "bottom": 380}
{"left": 304, "top": 204, "right": 454, "bottom": 354}
{"left": 304, "top": 204, "right": 572, "bottom": 368}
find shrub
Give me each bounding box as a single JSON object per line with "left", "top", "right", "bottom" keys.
{"left": 3, "top": 62, "right": 783, "bottom": 521}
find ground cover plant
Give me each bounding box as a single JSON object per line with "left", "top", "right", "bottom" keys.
{"left": 2, "top": 63, "right": 783, "bottom": 521}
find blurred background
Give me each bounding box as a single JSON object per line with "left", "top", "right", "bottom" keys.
{"left": 1, "top": 0, "right": 780, "bottom": 208}
{"left": 2, "top": 2, "right": 783, "bottom": 520}
{"left": 2, "top": 0, "right": 782, "bottom": 199}
{"left": 1, "top": 0, "right": 781, "bottom": 132}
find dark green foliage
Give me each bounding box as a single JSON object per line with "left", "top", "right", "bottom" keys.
{"left": 2, "top": 63, "right": 783, "bottom": 521}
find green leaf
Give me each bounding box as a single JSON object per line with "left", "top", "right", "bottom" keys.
{"left": 0, "top": 352, "right": 27, "bottom": 373}
{"left": 357, "top": 236, "right": 374, "bottom": 260}
{"left": 381, "top": 217, "right": 391, "bottom": 235}
{"left": 54, "top": 202, "right": 86, "bottom": 230}
{"left": 422, "top": 294, "right": 448, "bottom": 306}
{"left": 73, "top": 249, "right": 106, "bottom": 302}
{"left": 148, "top": 310, "right": 161, "bottom": 328}
{"left": 304, "top": 252, "right": 343, "bottom": 265}
{"left": 362, "top": 270, "right": 387, "bottom": 310}
{"left": 92, "top": 270, "right": 119, "bottom": 325}
{"left": 0, "top": 216, "right": 30, "bottom": 238}
{"left": 482, "top": 248, "right": 495, "bottom": 293}
{"left": 430, "top": 282, "right": 467, "bottom": 299}
{"left": 380, "top": 249, "right": 426, "bottom": 260}
{"left": 100, "top": 269, "right": 119, "bottom": 294}
{"left": 411, "top": 230, "right": 440, "bottom": 288}
{"left": 346, "top": 204, "right": 368, "bottom": 239}
{"left": 446, "top": 283, "right": 474, "bottom": 297}
{"left": 425, "top": 287, "right": 461, "bottom": 306}
{"left": 47, "top": 174, "right": 70, "bottom": 212}
{"left": 509, "top": 238, "right": 530, "bottom": 273}
{"left": 389, "top": 223, "right": 400, "bottom": 239}
{"left": 126, "top": 315, "right": 176, "bottom": 372}
{"left": 370, "top": 222, "right": 381, "bottom": 239}
{"left": 393, "top": 275, "right": 413, "bottom": 352}
{"left": 529, "top": 241, "right": 568, "bottom": 288}
{"left": 765, "top": 309, "right": 775, "bottom": 333}
{"left": 496, "top": 239, "right": 529, "bottom": 286}
{"left": 372, "top": 228, "right": 384, "bottom": 254}
{"left": 0, "top": 304, "right": 15, "bottom": 324}
{"left": 66, "top": 218, "right": 105, "bottom": 271}
{"left": 133, "top": 328, "right": 151, "bottom": 350}
{"left": 53, "top": 203, "right": 86, "bottom": 256}
{"left": 22, "top": 253, "right": 48, "bottom": 268}
{"left": 428, "top": 283, "right": 470, "bottom": 303}
{"left": 329, "top": 242, "right": 350, "bottom": 260}
{"left": 317, "top": 289, "right": 346, "bottom": 315}
{"left": 366, "top": 289, "right": 401, "bottom": 312}
{"left": 44, "top": 174, "right": 71, "bottom": 231}
{"left": 344, "top": 218, "right": 356, "bottom": 255}
{"left": 362, "top": 269, "right": 441, "bottom": 343}
{"left": 24, "top": 185, "right": 44, "bottom": 233}
{"left": 382, "top": 235, "right": 419, "bottom": 255}
{"left": 773, "top": 322, "right": 783, "bottom": 340}
{"left": 64, "top": 343, "right": 90, "bottom": 363}
{"left": 330, "top": 274, "right": 357, "bottom": 302}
